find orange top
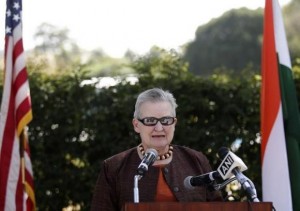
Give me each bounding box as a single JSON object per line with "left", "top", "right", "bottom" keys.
{"left": 155, "top": 167, "right": 177, "bottom": 202}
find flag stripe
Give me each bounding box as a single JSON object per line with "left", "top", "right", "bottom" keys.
{"left": 14, "top": 69, "right": 28, "bottom": 92}
{"left": 279, "top": 64, "right": 300, "bottom": 211}
{"left": 0, "top": 95, "right": 16, "bottom": 210}
{"left": 12, "top": 23, "right": 22, "bottom": 45}
{"left": 261, "top": 0, "right": 281, "bottom": 161}
{"left": 273, "top": 2, "right": 291, "bottom": 68}
{"left": 15, "top": 81, "right": 30, "bottom": 109}
{"left": 16, "top": 95, "right": 32, "bottom": 122}
{"left": 13, "top": 42, "right": 25, "bottom": 80}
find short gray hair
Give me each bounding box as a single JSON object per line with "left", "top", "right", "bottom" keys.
{"left": 133, "top": 88, "right": 178, "bottom": 118}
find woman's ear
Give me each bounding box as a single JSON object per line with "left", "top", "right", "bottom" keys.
{"left": 174, "top": 117, "right": 178, "bottom": 125}
{"left": 132, "top": 118, "right": 140, "bottom": 133}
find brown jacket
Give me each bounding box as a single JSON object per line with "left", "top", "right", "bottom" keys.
{"left": 91, "top": 145, "right": 223, "bottom": 211}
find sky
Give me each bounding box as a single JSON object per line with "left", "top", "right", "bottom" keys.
{"left": 0, "top": 0, "right": 292, "bottom": 58}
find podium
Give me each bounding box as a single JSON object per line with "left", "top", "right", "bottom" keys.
{"left": 122, "top": 202, "right": 273, "bottom": 211}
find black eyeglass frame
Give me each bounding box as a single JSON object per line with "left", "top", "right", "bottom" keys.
{"left": 137, "top": 116, "right": 176, "bottom": 126}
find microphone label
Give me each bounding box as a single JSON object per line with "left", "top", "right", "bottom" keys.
{"left": 218, "top": 154, "right": 234, "bottom": 176}
{"left": 217, "top": 151, "right": 248, "bottom": 180}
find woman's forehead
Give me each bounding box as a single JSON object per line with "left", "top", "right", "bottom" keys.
{"left": 140, "top": 101, "right": 172, "bottom": 115}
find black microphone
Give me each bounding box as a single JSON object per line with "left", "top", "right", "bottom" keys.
{"left": 217, "top": 147, "right": 259, "bottom": 202}
{"left": 184, "top": 171, "right": 222, "bottom": 190}
{"left": 137, "top": 148, "right": 158, "bottom": 176}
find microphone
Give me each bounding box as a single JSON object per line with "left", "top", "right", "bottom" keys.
{"left": 217, "top": 147, "right": 259, "bottom": 202}
{"left": 217, "top": 147, "right": 247, "bottom": 180}
{"left": 136, "top": 148, "right": 158, "bottom": 176}
{"left": 183, "top": 171, "right": 222, "bottom": 190}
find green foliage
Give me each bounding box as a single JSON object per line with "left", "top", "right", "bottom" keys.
{"left": 183, "top": 8, "right": 263, "bottom": 76}
{"left": 84, "top": 53, "right": 133, "bottom": 78}
{"left": 183, "top": 2, "right": 300, "bottom": 76}
{"left": 30, "top": 23, "right": 134, "bottom": 78}
{"left": 33, "top": 23, "right": 82, "bottom": 71}
{"left": 132, "top": 47, "right": 191, "bottom": 81}
{"left": 283, "top": 0, "right": 300, "bottom": 63}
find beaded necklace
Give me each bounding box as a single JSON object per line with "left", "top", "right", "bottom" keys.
{"left": 138, "top": 144, "right": 173, "bottom": 160}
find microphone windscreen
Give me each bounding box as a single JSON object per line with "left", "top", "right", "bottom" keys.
{"left": 146, "top": 148, "right": 158, "bottom": 157}
{"left": 183, "top": 176, "right": 195, "bottom": 190}
{"left": 218, "top": 147, "right": 229, "bottom": 159}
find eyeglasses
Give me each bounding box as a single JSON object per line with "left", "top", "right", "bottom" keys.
{"left": 138, "top": 116, "right": 176, "bottom": 126}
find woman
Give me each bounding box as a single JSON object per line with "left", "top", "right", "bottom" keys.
{"left": 91, "top": 88, "right": 222, "bottom": 211}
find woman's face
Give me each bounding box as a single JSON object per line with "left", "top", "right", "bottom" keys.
{"left": 132, "top": 101, "right": 177, "bottom": 154}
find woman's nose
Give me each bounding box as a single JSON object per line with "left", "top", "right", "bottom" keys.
{"left": 154, "top": 121, "right": 163, "bottom": 131}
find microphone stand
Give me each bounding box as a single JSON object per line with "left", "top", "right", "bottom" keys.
{"left": 133, "top": 175, "right": 142, "bottom": 203}
{"left": 212, "top": 177, "right": 237, "bottom": 191}
{"left": 133, "top": 148, "right": 158, "bottom": 203}
{"left": 211, "top": 174, "right": 260, "bottom": 202}
{"left": 232, "top": 169, "right": 260, "bottom": 202}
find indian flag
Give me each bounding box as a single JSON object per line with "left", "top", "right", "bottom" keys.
{"left": 261, "top": 0, "right": 300, "bottom": 211}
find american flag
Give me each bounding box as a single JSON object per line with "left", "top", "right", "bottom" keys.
{"left": 0, "top": 0, "right": 35, "bottom": 210}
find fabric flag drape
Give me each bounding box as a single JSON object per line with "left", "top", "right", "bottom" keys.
{"left": 0, "top": 0, "right": 36, "bottom": 210}
{"left": 261, "top": 0, "right": 300, "bottom": 211}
